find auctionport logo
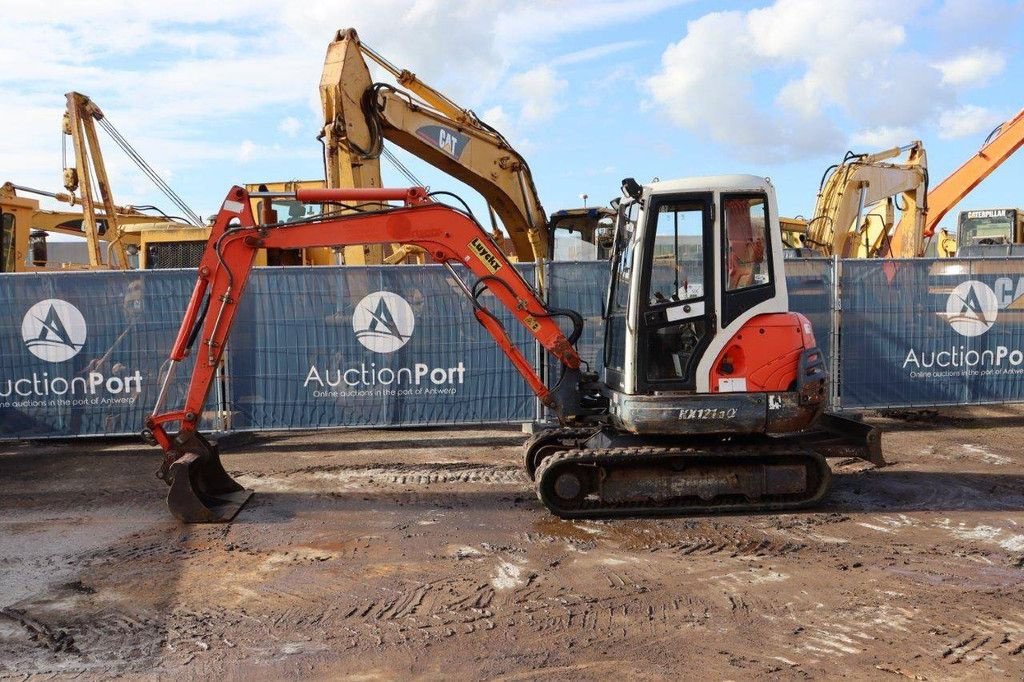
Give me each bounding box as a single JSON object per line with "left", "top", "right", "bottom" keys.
{"left": 904, "top": 279, "right": 1024, "bottom": 377}
{"left": 21, "top": 299, "right": 86, "bottom": 362}
{"left": 943, "top": 280, "right": 998, "bottom": 337}
{"left": 352, "top": 291, "right": 414, "bottom": 353}
{"left": 304, "top": 289, "right": 466, "bottom": 396}
{"left": 3, "top": 298, "right": 142, "bottom": 405}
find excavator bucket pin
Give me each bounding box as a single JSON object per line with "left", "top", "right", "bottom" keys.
{"left": 164, "top": 437, "right": 253, "bottom": 523}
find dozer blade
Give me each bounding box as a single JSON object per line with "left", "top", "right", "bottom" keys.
{"left": 165, "top": 445, "right": 253, "bottom": 523}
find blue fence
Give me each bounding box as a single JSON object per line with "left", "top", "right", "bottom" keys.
{"left": 839, "top": 258, "right": 1024, "bottom": 409}
{"left": 227, "top": 265, "right": 537, "bottom": 430}
{"left": 2, "top": 258, "right": 1024, "bottom": 438}
{"left": 0, "top": 270, "right": 213, "bottom": 439}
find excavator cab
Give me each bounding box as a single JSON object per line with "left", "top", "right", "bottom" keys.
{"left": 956, "top": 208, "right": 1021, "bottom": 254}
{"left": 527, "top": 175, "right": 879, "bottom": 517}
{"left": 548, "top": 207, "right": 615, "bottom": 261}
{"left": 600, "top": 176, "right": 821, "bottom": 433}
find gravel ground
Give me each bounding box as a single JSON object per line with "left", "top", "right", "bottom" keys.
{"left": 2, "top": 408, "right": 1023, "bottom": 680}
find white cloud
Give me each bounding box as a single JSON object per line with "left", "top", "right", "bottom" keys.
{"left": 278, "top": 117, "right": 303, "bottom": 137}
{"left": 644, "top": 0, "right": 956, "bottom": 161}
{"left": 937, "top": 105, "right": 1004, "bottom": 140}
{"left": 849, "top": 126, "right": 919, "bottom": 149}
{"left": 237, "top": 140, "right": 256, "bottom": 163}
{"left": 550, "top": 40, "right": 647, "bottom": 67}
{"left": 936, "top": 48, "right": 1006, "bottom": 87}
{"left": 0, "top": 0, "right": 682, "bottom": 214}
{"left": 480, "top": 106, "right": 511, "bottom": 132}
{"left": 510, "top": 66, "right": 568, "bottom": 123}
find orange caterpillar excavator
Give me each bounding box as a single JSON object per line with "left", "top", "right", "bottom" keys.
{"left": 143, "top": 177, "right": 880, "bottom": 522}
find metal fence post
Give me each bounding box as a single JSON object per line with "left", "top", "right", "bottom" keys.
{"left": 829, "top": 255, "right": 842, "bottom": 411}
{"left": 534, "top": 262, "right": 548, "bottom": 425}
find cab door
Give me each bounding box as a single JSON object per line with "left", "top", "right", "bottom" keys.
{"left": 635, "top": 193, "right": 715, "bottom": 392}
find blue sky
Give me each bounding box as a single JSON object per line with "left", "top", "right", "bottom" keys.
{"left": 2, "top": 0, "right": 1023, "bottom": 235}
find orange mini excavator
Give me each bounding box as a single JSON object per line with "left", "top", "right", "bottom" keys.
{"left": 143, "top": 177, "right": 880, "bottom": 522}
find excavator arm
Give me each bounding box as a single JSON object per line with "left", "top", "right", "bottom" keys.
{"left": 802, "top": 142, "right": 928, "bottom": 258}
{"left": 144, "top": 185, "right": 586, "bottom": 522}
{"left": 320, "top": 28, "right": 549, "bottom": 265}
{"left": 926, "top": 107, "right": 1024, "bottom": 240}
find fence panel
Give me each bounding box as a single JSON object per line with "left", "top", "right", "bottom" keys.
{"left": 838, "top": 257, "right": 1024, "bottom": 409}
{"left": 225, "top": 264, "right": 537, "bottom": 430}
{"left": 546, "top": 261, "right": 609, "bottom": 379}
{"left": 7, "top": 257, "right": 1024, "bottom": 440}
{"left": 0, "top": 269, "right": 210, "bottom": 439}
{"left": 783, "top": 258, "right": 834, "bottom": 366}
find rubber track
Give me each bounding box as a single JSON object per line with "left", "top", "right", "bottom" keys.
{"left": 522, "top": 427, "right": 599, "bottom": 480}
{"left": 534, "top": 445, "right": 832, "bottom": 519}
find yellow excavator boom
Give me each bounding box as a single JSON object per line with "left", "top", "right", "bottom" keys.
{"left": 319, "top": 28, "right": 549, "bottom": 265}
{"left": 794, "top": 141, "right": 928, "bottom": 258}
{"left": 62, "top": 92, "right": 131, "bottom": 269}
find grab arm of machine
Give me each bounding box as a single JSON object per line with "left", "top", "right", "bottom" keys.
{"left": 143, "top": 186, "right": 592, "bottom": 522}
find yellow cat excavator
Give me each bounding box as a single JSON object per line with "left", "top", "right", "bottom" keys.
{"left": 786, "top": 106, "right": 1024, "bottom": 259}
{"left": 288, "top": 28, "right": 608, "bottom": 275}
{"left": 783, "top": 141, "right": 928, "bottom": 258}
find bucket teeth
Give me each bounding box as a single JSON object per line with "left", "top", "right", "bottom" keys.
{"left": 165, "top": 437, "right": 252, "bottom": 523}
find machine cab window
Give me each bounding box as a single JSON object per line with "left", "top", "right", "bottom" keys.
{"left": 723, "top": 195, "right": 770, "bottom": 291}
{"left": 720, "top": 193, "right": 775, "bottom": 327}
{"left": 649, "top": 202, "right": 704, "bottom": 305}
{"left": 604, "top": 200, "right": 639, "bottom": 377}
{"left": 640, "top": 195, "right": 713, "bottom": 387}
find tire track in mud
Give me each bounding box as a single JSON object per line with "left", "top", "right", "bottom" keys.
{"left": 757, "top": 594, "right": 1024, "bottom": 677}
{"left": 590, "top": 520, "right": 811, "bottom": 559}
{"left": 237, "top": 463, "right": 529, "bottom": 491}
{"left": 326, "top": 552, "right": 734, "bottom": 653}
{"left": 0, "top": 595, "right": 167, "bottom": 677}
{"left": 939, "top": 615, "right": 1024, "bottom": 667}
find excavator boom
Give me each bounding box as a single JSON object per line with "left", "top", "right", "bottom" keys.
{"left": 63, "top": 92, "right": 131, "bottom": 269}
{"left": 145, "top": 185, "right": 586, "bottom": 521}
{"left": 927, "top": 107, "right": 1024, "bottom": 244}
{"left": 796, "top": 141, "right": 927, "bottom": 258}
{"left": 320, "top": 29, "right": 549, "bottom": 264}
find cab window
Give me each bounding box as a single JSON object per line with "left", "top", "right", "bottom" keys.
{"left": 648, "top": 201, "right": 704, "bottom": 305}
{"left": 604, "top": 201, "right": 639, "bottom": 373}
{"left": 723, "top": 195, "right": 770, "bottom": 291}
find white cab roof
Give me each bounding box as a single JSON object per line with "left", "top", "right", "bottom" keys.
{"left": 644, "top": 174, "right": 772, "bottom": 195}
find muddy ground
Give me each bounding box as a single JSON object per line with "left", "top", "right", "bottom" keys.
{"left": 1, "top": 408, "right": 1023, "bottom": 680}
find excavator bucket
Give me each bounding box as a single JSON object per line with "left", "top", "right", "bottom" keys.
{"left": 164, "top": 437, "right": 253, "bottom": 523}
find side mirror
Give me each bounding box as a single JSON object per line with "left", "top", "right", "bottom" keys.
{"left": 621, "top": 178, "right": 642, "bottom": 201}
